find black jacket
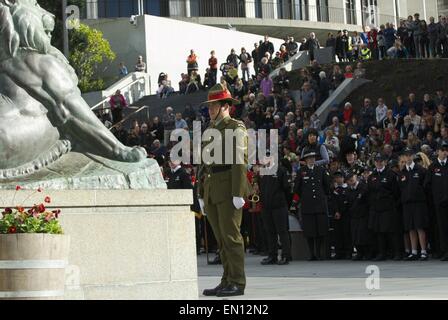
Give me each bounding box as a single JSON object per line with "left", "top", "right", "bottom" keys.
{"left": 167, "top": 167, "right": 193, "bottom": 190}
{"left": 398, "top": 164, "right": 427, "bottom": 204}
{"left": 294, "top": 165, "right": 331, "bottom": 214}
{"left": 259, "top": 41, "right": 275, "bottom": 59}
{"left": 367, "top": 168, "right": 400, "bottom": 213}
{"left": 425, "top": 159, "right": 448, "bottom": 207}
{"left": 259, "top": 165, "right": 290, "bottom": 209}
{"left": 346, "top": 181, "right": 369, "bottom": 218}
{"left": 329, "top": 183, "right": 350, "bottom": 218}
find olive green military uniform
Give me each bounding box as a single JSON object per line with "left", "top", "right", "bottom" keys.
{"left": 198, "top": 115, "right": 251, "bottom": 289}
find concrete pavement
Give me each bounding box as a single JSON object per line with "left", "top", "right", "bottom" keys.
{"left": 197, "top": 255, "right": 448, "bottom": 300}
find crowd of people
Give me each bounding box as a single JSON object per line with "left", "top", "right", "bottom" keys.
{"left": 99, "top": 12, "right": 448, "bottom": 263}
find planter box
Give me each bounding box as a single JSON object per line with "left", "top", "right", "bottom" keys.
{"left": 0, "top": 234, "right": 70, "bottom": 300}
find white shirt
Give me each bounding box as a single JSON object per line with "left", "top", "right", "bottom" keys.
{"left": 406, "top": 162, "right": 415, "bottom": 171}
{"left": 376, "top": 105, "right": 388, "bottom": 124}
{"left": 438, "top": 158, "right": 447, "bottom": 166}
{"left": 171, "top": 165, "right": 181, "bottom": 173}
{"left": 376, "top": 166, "right": 386, "bottom": 173}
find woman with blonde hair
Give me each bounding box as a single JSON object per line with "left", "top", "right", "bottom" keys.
{"left": 414, "top": 152, "right": 432, "bottom": 169}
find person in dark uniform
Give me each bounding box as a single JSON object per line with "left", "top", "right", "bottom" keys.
{"left": 330, "top": 170, "right": 352, "bottom": 259}
{"left": 424, "top": 142, "right": 448, "bottom": 261}
{"left": 367, "top": 153, "right": 402, "bottom": 261}
{"left": 166, "top": 158, "right": 193, "bottom": 190}
{"left": 346, "top": 171, "right": 373, "bottom": 260}
{"left": 301, "top": 128, "right": 330, "bottom": 167}
{"left": 259, "top": 151, "right": 292, "bottom": 265}
{"left": 293, "top": 148, "right": 331, "bottom": 261}
{"left": 398, "top": 148, "right": 430, "bottom": 261}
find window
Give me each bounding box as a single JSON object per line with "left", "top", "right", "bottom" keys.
{"left": 293, "top": 0, "right": 309, "bottom": 21}
{"left": 255, "top": 0, "right": 263, "bottom": 18}
{"left": 194, "top": 0, "right": 245, "bottom": 17}
{"left": 439, "top": 0, "right": 448, "bottom": 17}
{"left": 345, "top": 0, "right": 357, "bottom": 25}
{"left": 278, "top": 0, "right": 293, "bottom": 19}
{"left": 316, "top": 0, "right": 329, "bottom": 22}
{"left": 97, "top": 0, "right": 140, "bottom": 18}
{"left": 362, "top": 0, "right": 378, "bottom": 26}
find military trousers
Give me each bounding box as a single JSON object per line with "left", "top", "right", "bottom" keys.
{"left": 206, "top": 199, "right": 246, "bottom": 289}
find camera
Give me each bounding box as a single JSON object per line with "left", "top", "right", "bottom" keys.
{"left": 130, "top": 15, "right": 137, "bottom": 26}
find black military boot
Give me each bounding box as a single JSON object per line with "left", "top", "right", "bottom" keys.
{"left": 203, "top": 283, "right": 226, "bottom": 296}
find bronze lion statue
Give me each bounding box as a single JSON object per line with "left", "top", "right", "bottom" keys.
{"left": 0, "top": 0, "right": 147, "bottom": 180}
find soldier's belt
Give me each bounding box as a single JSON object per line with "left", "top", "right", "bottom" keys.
{"left": 211, "top": 165, "right": 232, "bottom": 174}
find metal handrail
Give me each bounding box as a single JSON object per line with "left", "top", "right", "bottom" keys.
{"left": 109, "top": 106, "right": 149, "bottom": 131}
{"left": 90, "top": 76, "right": 148, "bottom": 112}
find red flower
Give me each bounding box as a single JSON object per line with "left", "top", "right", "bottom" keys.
{"left": 15, "top": 186, "right": 21, "bottom": 191}
{"left": 37, "top": 187, "right": 43, "bottom": 192}
{"left": 44, "top": 196, "right": 51, "bottom": 204}
{"left": 38, "top": 204, "right": 46, "bottom": 213}
{"left": 52, "top": 210, "right": 61, "bottom": 218}
{"left": 8, "top": 227, "right": 17, "bottom": 234}
{"left": 17, "top": 206, "right": 25, "bottom": 213}
{"left": 4, "top": 208, "right": 12, "bottom": 214}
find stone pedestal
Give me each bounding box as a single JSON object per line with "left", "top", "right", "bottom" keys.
{"left": 0, "top": 190, "right": 197, "bottom": 300}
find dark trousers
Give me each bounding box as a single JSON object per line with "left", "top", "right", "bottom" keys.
{"left": 262, "top": 206, "right": 292, "bottom": 259}
{"left": 435, "top": 205, "right": 448, "bottom": 255}
{"left": 334, "top": 215, "right": 352, "bottom": 257}
{"left": 112, "top": 108, "right": 123, "bottom": 125}
{"left": 210, "top": 68, "right": 218, "bottom": 86}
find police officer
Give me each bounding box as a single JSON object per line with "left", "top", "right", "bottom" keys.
{"left": 346, "top": 171, "right": 372, "bottom": 260}
{"left": 367, "top": 153, "right": 401, "bottom": 261}
{"left": 398, "top": 148, "right": 429, "bottom": 261}
{"left": 198, "top": 83, "right": 251, "bottom": 297}
{"left": 294, "top": 148, "right": 331, "bottom": 261}
{"left": 425, "top": 142, "right": 448, "bottom": 261}
{"left": 259, "top": 151, "right": 292, "bottom": 265}
{"left": 330, "top": 170, "right": 352, "bottom": 259}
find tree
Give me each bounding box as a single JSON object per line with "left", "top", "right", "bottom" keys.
{"left": 38, "top": 0, "right": 85, "bottom": 52}
{"left": 69, "top": 24, "right": 116, "bottom": 93}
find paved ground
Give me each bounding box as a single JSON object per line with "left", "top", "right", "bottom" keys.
{"left": 197, "top": 254, "right": 448, "bottom": 300}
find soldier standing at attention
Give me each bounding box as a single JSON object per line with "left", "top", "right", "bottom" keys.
{"left": 293, "top": 148, "right": 331, "bottom": 261}
{"left": 425, "top": 142, "right": 448, "bottom": 261}
{"left": 198, "top": 83, "right": 251, "bottom": 297}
